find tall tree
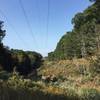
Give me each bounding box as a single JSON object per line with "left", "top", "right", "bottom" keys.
{"left": 0, "top": 21, "right": 14, "bottom": 72}
{"left": 0, "top": 21, "right": 5, "bottom": 43}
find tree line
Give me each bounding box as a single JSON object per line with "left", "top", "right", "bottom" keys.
{"left": 0, "top": 21, "right": 43, "bottom": 76}
{"left": 48, "top": 0, "right": 100, "bottom": 60}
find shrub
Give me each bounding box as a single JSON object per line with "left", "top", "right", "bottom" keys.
{"left": 80, "top": 88, "right": 100, "bottom": 100}
{"left": 0, "top": 71, "right": 11, "bottom": 80}
{"left": 90, "top": 55, "right": 100, "bottom": 74}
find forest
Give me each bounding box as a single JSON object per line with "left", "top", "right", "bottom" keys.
{"left": 0, "top": 0, "right": 100, "bottom": 100}
{"left": 48, "top": 0, "right": 100, "bottom": 60}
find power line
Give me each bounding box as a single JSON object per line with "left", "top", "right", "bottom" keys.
{"left": 45, "top": 0, "right": 50, "bottom": 49}
{"left": 0, "top": 9, "right": 30, "bottom": 49}
{"left": 18, "top": 0, "right": 38, "bottom": 49}
{"left": 35, "top": 0, "right": 41, "bottom": 27}
{"left": 35, "top": 0, "right": 43, "bottom": 47}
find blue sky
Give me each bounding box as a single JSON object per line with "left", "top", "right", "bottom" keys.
{"left": 0, "top": 0, "right": 92, "bottom": 56}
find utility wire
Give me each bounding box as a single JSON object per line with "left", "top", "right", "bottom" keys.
{"left": 18, "top": 0, "right": 38, "bottom": 49}
{"left": 36, "top": 0, "right": 47, "bottom": 52}
{"left": 0, "top": 9, "right": 30, "bottom": 48}
{"left": 35, "top": 0, "right": 43, "bottom": 47}
{"left": 35, "top": 0, "right": 41, "bottom": 27}
{"left": 45, "top": 0, "right": 50, "bottom": 49}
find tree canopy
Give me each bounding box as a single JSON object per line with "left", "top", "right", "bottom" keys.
{"left": 0, "top": 21, "right": 43, "bottom": 75}
{"left": 48, "top": 0, "right": 100, "bottom": 60}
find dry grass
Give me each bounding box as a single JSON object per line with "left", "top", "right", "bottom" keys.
{"left": 38, "top": 58, "right": 100, "bottom": 92}
{"left": 39, "top": 58, "right": 90, "bottom": 77}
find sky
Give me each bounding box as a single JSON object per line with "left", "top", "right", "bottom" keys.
{"left": 0, "top": 0, "right": 92, "bottom": 56}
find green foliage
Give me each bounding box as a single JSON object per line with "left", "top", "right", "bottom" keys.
{"left": 13, "top": 50, "right": 32, "bottom": 75}
{"left": 11, "top": 49, "right": 43, "bottom": 75}
{"left": 90, "top": 54, "right": 100, "bottom": 74}
{"left": 0, "top": 71, "right": 11, "bottom": 80}
{"left": 0, "top": 45, "right": 14, "bottom": 72}
{"left": 0, "top": 21, "right": 43, "bottom": 76}
{"left": 26, "top": 51, "right": 43, "bottom": 69}
{"left": 80, "top": 88, "right": 100, "bottom": 100}
{"left": 48, "top": 1, "right": 100, "bottom": 60}
{"left": 72, "top": 13, "right": 86, "bottom": 29}
{"left": 0, "top": 74, "right": 79, "bottom": 100}
{"left": 0, "top": 21, "right": 14, "bottom": 72}
{"left": 0, "top": 73, "right": 99, "bottom": 100}
{"left": 0, "top": 21, "right": 5, "bottom": 43}
{"left": 7, "top": 73, "right": 36, "bottom": 89}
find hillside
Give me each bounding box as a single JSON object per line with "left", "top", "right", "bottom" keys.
{"left": 48, "top": 0, "right": 100, "bottom": 60}
{"left": 38, "top": 57, "right": 100, "bottom": 91}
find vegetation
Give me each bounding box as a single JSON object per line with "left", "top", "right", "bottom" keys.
{"left": 0, "top": 21, "right": 43, "bottom": 76}
{"left": 48, "top": 0, "right": 100, "bottom": 60}
{"left": 0, "top": 72, "right": 100, "bottom": 100}
{"left": 11, "top": 49, "right": 43, "bottom": 75}
{"left": 0, "top": 0, "right": 100, "bottom": 100}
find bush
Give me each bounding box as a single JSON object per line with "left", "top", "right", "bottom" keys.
{"left": 80, "top": 88, "right": 100, "bottom": 100}
{"left": 0, "top": 71, "right": 11, "bottom": 80}
{"left": 90, "top": 55, "right": 100, "bottom": 74}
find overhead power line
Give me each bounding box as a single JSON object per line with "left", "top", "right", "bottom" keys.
{"left": 18, "top": 0, "right": 38, "bottom": 49}
{"left": 35, "top": 0, "right": 43, "bottom": 47}
{"left": 0, "top": 9, "right": 30, "bottom": 48}
{"left": 45, "top": 0, "right": 50, "bottom": 49}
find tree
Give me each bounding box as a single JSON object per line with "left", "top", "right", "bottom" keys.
{"left": 72, "top": 13, "right": 86, "bottom": 29}
{"left": 26, "top": 51, "right": 43, "bottom": 69}
{"left": 11, "top": 50, "right": 43, "bottom": 75}
{"left": 0, "top": 21, "right": 14, "bottom": 72}
{"left": 89, "top": 0, "right": 96, "bottom": 2}
{"left": 17, "top": 51, "right": 32, "bottom": 75}
{"left": 48, "top": 0, "right": 100, "bottom": 60}
{"left": 0, "top": 21, "right": 5, "bottom": 43}
{"left": 0, "top": 21, "right": 43, "bottom": 75}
